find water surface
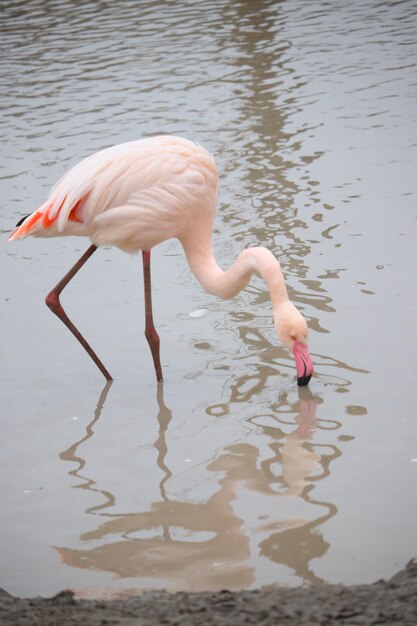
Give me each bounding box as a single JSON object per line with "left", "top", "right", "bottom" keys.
{"left": 1, "top": 0, "right": 417, "bottom": 597}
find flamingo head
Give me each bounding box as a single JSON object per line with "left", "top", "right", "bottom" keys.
{"left": 275, "top": 303, "right": 314, "bottom": 386}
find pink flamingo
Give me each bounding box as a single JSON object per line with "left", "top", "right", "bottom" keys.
{"left": 8, "top": 135, "right": 313, "bottom": 386}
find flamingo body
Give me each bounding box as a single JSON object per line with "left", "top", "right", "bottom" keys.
{"left": 9, "top": 136, "right": 217, "bottom": 253}
{"left": 8, "top": 135, "right": 313, "bottom": 386}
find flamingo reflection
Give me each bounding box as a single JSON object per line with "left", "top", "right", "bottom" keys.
{"left": 56, "top": 380, "right": 346, "bottom": 591}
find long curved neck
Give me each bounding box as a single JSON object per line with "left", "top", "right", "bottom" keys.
{"left": 180, "top": 236, "right": 290, "bottom": 313}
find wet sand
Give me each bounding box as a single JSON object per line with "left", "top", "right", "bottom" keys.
{"left": 1, "top": 559, "right": 416, "bottom": 625}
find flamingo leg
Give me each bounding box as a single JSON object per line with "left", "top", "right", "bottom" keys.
{"left": 45, "top": 244, "right": 113, "bottom": 381}
{"left": 142, "top": 249, "right": 163, "bottom": 382}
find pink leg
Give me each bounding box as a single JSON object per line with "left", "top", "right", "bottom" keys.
{"left": 45, "top": 244, "right": 113, "bottom": 381}
{"left": 142, "top": 250, "right": 163, "bottom": 382}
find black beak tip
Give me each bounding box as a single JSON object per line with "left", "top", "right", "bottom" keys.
{"left": 297, "top": 374, "right": 312, "bottom": 387}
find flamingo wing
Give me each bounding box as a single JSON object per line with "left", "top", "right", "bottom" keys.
{"left": 7, "top": 144, "right": 121, "bottom": 241}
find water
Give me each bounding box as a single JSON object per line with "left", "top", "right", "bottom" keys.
{"left": 1, "top": 0, "right": 417, "bottom": 598}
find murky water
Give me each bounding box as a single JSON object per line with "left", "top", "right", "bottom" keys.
{"left": 1, "top": 0, "right": 417, "bottom": 598}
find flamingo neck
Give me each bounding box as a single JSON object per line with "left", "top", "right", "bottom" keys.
{"left": 180, "top": 238, "right": 290, "bottom": 315}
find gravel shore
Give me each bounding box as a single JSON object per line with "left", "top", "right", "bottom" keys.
{"left": 1, "top": 559, "right": 416, "bottom": 626}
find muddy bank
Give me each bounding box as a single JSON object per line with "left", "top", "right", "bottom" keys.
{"left": 1, "top": 559, "right": 416, "bottom": 626}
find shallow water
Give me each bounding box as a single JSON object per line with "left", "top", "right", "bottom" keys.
{"left": 1, "top": 0, "right": 417, "bottom": 598}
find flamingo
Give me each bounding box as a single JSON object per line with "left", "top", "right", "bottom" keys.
{"left": 7, "top": 135, "right": 313, "bottom": 386}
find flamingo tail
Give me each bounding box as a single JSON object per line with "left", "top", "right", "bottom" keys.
{"left": 8, "top": 195, "right": 85, "bottom": 241}
{"left": 8, "top": 209, "right": 45, "bottom": 241}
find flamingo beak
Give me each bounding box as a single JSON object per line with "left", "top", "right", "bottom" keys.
{"left": 293, "top": 340, "right": 313, "bottom": 386}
